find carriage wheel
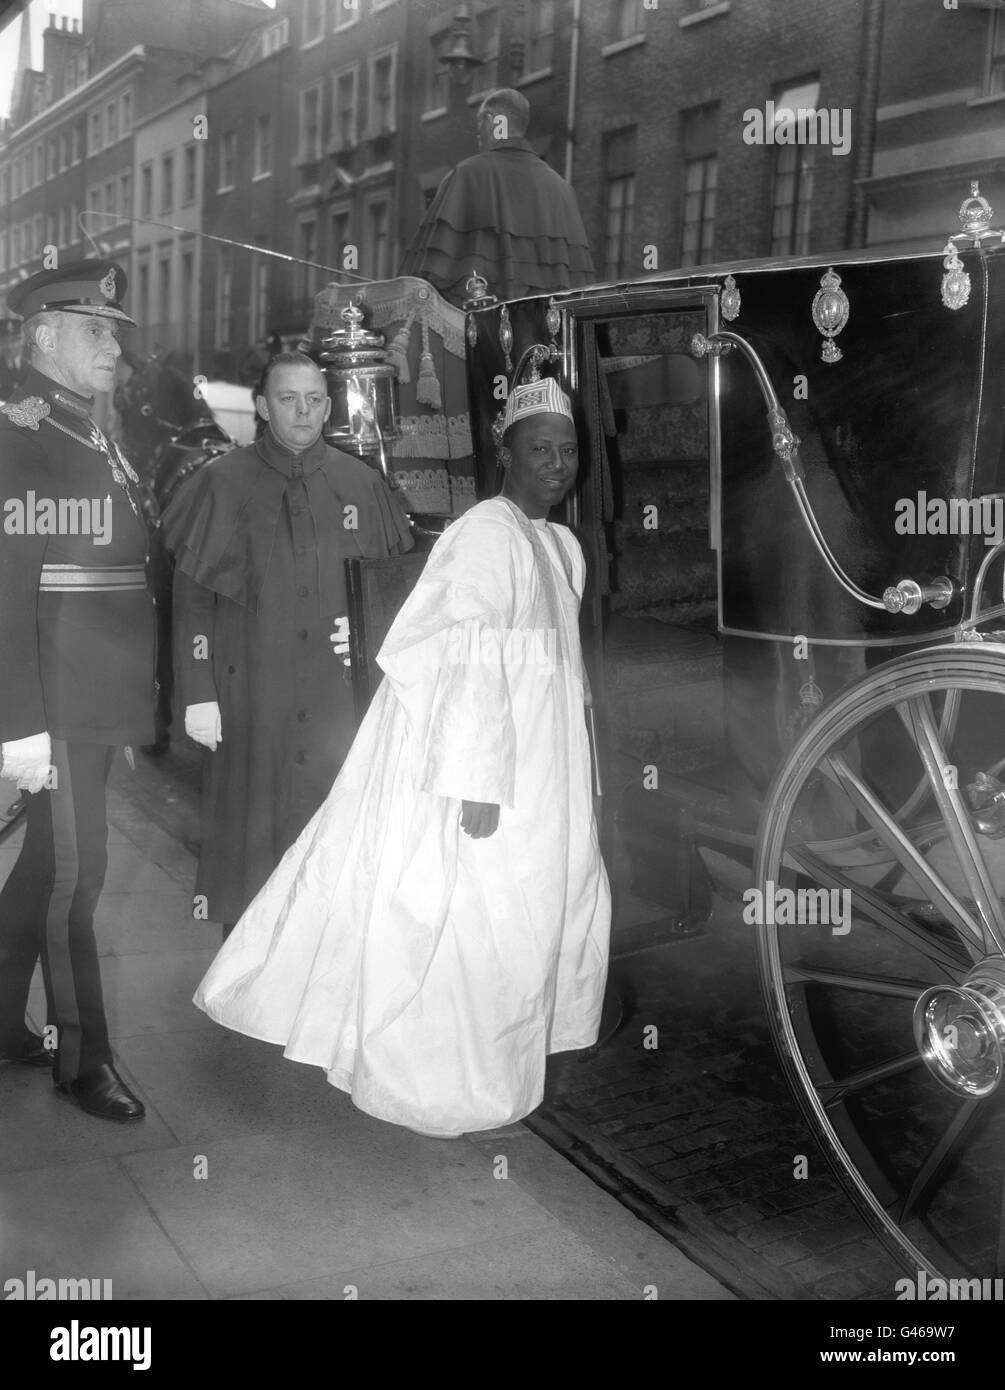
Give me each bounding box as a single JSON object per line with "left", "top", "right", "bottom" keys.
{"left": 755, "top": 644, "right": 1005, "bottom": 1280}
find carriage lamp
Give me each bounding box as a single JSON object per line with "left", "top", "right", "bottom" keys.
{"left": 320, "top": 302, "right": 400, "bottom": 473}
{"left": 913, "top": 956, "right": 1005, "bottom": 1098}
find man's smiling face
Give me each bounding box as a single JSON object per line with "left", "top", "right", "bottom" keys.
{"left": 44, "top": 312, "right": 122, "bottom": 396}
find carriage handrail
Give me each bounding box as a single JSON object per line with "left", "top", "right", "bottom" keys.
{"left": 691, "top": 329, "right": 957, "bottom": 617}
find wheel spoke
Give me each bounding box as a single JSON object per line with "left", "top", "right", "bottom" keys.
{"left": 784, "top": 964, "right": 934, "bottom": 999}
{"left": 818, "top": 1052, "right": 924, "bottom": 1108}
{"left": 786, "top": 845, "right": 974, "bottom": 977}
{"left": 823, "top": 750, "right": 986, "bottom": 955}
{"left": 895, "top": 1099, "right": 982, "bottom": 1226}
{"left": 899, "top": 696, "right": 1005, "bottom": 956}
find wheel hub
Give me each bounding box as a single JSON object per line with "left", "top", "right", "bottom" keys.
{"left": 913, "top": 956, "right": 1005, "bottom": 1097}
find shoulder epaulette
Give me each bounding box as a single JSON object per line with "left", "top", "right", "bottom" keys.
{"left": 0, "top": 396, "right": 51, "bottom": 430}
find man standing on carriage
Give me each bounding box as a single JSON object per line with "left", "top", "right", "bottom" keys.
{"left": 0, "top": 258, "right": 155, "bottom": 1122}
{"left": 161, "top": 352, "right": 414, "bottom": 941}
{"left": 399, "top": 88, "right": 596, "bottom": 306}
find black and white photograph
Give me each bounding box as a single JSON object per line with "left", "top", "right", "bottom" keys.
{"left": 0, "top": 0, "right": 1003, "bottom": 1350}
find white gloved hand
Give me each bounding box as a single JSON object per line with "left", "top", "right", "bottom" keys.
{"left": 185, "top": 701, "right": 222, "bottom": 751}
{"left": 0, "top": 731, "right": 52, "bottom": 793}
{"left": 330, "top": 615, "right": 351, "bottom": 668}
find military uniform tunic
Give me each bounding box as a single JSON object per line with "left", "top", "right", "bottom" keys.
{"left": 0, "top": 365, "right": 157, "bottom": 1078}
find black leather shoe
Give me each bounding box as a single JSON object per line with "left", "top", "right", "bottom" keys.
{"left": 0, "top": 1031, "right": 53, "bottom": 1067}
{"left": 55, "top": 1065, "right": 145, "bottom": 1122}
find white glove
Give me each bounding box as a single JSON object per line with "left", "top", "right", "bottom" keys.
{"left": 185, "top": 701, "right": 222, "bottom": 751}
{"left": 330, "top": 615, "right": 351, "bottom": 668}
{"left": 1, "top": 731, "right": 52, "bottom": 793}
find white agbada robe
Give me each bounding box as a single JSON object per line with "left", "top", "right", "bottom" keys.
{"left": 193, "top": 496, "right": 611, "bottom": 1135}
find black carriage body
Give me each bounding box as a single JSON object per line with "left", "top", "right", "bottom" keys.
{"left": 465, "top": 244, "right": 1005, "bottom": 647}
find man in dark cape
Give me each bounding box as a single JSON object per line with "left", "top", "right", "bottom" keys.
{"left": 399, "top": 88, "right": 595, "bottom": 306}
{"left": 161, "top": 353, "right": 413, "bottom": 936}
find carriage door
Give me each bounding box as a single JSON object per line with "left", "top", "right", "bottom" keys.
{"left": 561, "top": 287, "right": 724, "bottom": 870}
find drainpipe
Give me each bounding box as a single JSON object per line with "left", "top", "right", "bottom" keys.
{"left": 565, "top": 0, "right": 581, "bottom": 182}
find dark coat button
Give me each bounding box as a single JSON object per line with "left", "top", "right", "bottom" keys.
{"left": 227, "top": 665, "right": 236, "bottom": 674}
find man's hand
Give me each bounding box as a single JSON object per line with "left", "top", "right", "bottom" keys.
{"left": 185, "top": 701, "right": 222, "bottom": 751}
{"left": 460, "top": 800, "right": 500, "bottom": 839}
{"left": 330, "top": 615, "right": 351, "bottom": 667}
{"left": 0, "top": 732, "right": 52, "bottom": 793}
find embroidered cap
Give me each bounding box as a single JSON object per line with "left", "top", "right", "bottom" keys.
{"left": 7, "top": 258, "right": 135, "bottom": 326}
{"left": 501, "top": 377, "right": 574, "bottom": 433}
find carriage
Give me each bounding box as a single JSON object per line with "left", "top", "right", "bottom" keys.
{"left": 123, "top": 182, "right": 1005, "bottom": 1286}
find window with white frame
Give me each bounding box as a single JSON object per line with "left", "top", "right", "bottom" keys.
{"left": 329, "top": 205, "right": 351, "bottom": 268}
{"left": 104, "top": 180, "right": 116, "bottom": 219}
{"left": 985, "top": 10, "right": 1005, "bottom": 94}
{"left": 71, "top": 124, "right": 82, "bottom": 164}
{"left": 89, "top": 109, "right": 102, "bottom": 153}
{"left": 333, "top": 0, "right": 359, "bottom": 32}
{"left": 299, "top": 84, "right": 323, "bottom": 160}
{"left": 426, "top": 28, "right": 452, "bottom": 112}
{"left": 119, "top": 170, "right": 131, "bottom": 219}
{"left": 161, "top": 152, "right": 174, "bottom": 213}
{"left": 368, "top": 48, "right": 398, "bottom": 136}
{"left": 137, "top": 256, "right": 150, "bottom": 329}
{"left": 183, "top": 143, "right": 198, "bottom": 204}
{"left": 296, "top": 217, "right": 320, "bottom": 304}
{"left": 59, "top": 132, "right": 68, "bottom": 170}
{"left": 47, "top": 140, "right": 56, "bottom": 178}
{"left": 253, "top": 114, "right": 273, "bottom": 178}
{"left": 366, "top": 198, "right": 391, "bottom": 279}
{"left": 121, "top": 90, "right": 132, "bottom": 133}
{"left": 603, "top": 127, "right": 636, "bottom": 279}
{"left": 220, "top": 131, "right": 237, "bottom": 190}
{"left": 262, "top": 16, "right": 290, "bottom": 56}
{"left": 248, "top": 254, "right": 268, "bottom": 345}
{"left": 158, "top": 253, "right": 172, "bottom": 333}
{"left": 680, "top": 102, "right": 717, "bottom": 267}
{"left": 140, "top": 162, "right": 153, "bottom": 218}
{"left": 303, "top": 0, "right": 324, "bottom": 45}
{"left": 105, "top": 99, "right": 117, "bottom": 145}
{"left": 769, "top": 77, "right": 819, "bottom": 257}
{"left": 215, "top": 248, "right": 232, "bottom": 349}
{"left": 332, "top": 67, "right": 359, "bottom": 149}
{"left": 525, "top": 0, "right": 554, "bottom": 74}
{"left": 613, "top": 0, "right": 645, "bottom": 42}
{"left": 471, "top": 6, "right": 500, "bottom": 94}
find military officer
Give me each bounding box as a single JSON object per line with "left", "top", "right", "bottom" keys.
{"left": 0, "top": 259, "right": 156, "bottom": 1122}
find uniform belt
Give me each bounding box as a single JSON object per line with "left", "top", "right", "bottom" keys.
{"left": 39, "top": 563, "right": 148, "bottom": 592}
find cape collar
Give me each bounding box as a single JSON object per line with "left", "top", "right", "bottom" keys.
{"left": 255, "top": 425, "right": 331, "bottom": 479}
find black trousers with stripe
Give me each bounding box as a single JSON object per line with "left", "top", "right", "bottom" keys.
{"left": 0, "top": 740, "right": 115, "bottom": 1082}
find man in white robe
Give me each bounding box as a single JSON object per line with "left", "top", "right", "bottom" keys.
{"left": 193, "top": 378, "right": 611, "bottom": 1138}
